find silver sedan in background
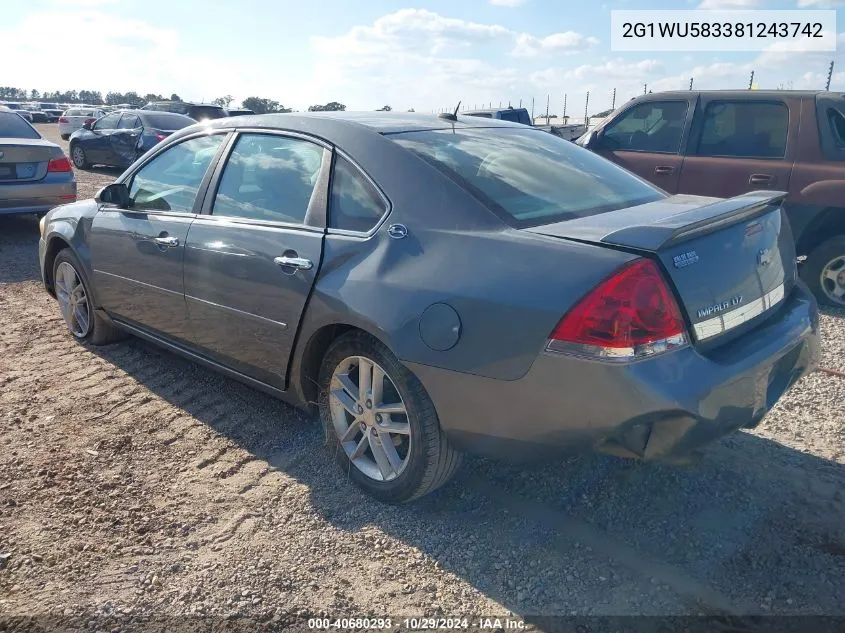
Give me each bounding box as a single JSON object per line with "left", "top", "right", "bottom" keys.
{"left": 0, "top": 111, "right": 76, "bottom": 216}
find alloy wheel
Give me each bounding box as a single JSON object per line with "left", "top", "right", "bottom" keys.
{"left": 71, "top": 146, "right": 85, "bottom": 168}
{"left": 820, "top": 255, "right": 845, "bottom": 306}
{"left": 328, "top": 356, "right": 411, "bottom": 482}
{"left": 55, "top": 262, "right": 91, "bottom": 338}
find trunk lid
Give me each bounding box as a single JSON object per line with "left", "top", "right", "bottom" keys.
{"left": 525, "top": 191, "right": 795, "bottom": 345}
{"left": 0, "top": 138, "right": 62, "bottom": 182}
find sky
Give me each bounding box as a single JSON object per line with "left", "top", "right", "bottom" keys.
{"left": 3, "top": 0, "right": 845, "bottom": 117}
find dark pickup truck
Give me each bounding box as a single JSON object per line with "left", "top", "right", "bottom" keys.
{"left": 578, "top": 90, "right": 845, "bottom": 307}
{"left": 464, "top": 107, "right": 587, "bottom": 140}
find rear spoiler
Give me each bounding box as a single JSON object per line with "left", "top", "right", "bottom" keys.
{"left": 599, "top": 191, "right": 787, "bottom": 251}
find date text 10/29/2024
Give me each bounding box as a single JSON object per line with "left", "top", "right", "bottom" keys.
{"left": 307, "top": 617, "right": 527, "bottom": 630}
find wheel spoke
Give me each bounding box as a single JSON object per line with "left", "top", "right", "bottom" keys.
{"left": 377, "top": 431, "right": 404, "bottom": 471}
{"left": 378, "top": 419, "right": 411, "bottom": 435}
{"left": 357, "top": 357, "right": 372, "bottom": 403}
{"left": 350, "top": 435, "right": 369, "bottom": 460}
{"left": 339, "top": 419, "right": 361, "bottom": 443}
{"left": 331, "top": 387, "right": 358, "bottom": 417}
{"left": 73, "top": 304, "right": 89, "bottom": 335}
{"left": 336, "top": 372, "right": 359, "bottom": 403}
{"left": 832, "top": 283, "right": 845, "bottom": 299}
{"left": 371, "top": 363, "right": 385, "bottom": 409}
{"left": 376, "top": 402, "right": 406, "bottom": 415}
{"left": 369, "top": 433, "right": 396, "bottom": 479}
{"left": 824, "top": 268, "right": 841, "bottom": 282}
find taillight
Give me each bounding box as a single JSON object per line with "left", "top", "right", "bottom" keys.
{"left": 547, "top": 258, "right": 688, "bottom": 361}
{"left": 154, "top": 131, "right": 168, "bottom": 142}
{"left": 47, "top": 156, "right": 72, "bottom": 172}
{"left": 58, "top": 116, "right": 68, "bottom": 123}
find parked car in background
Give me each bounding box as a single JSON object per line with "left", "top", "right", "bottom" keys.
{"left": 141, "top": 100, "right": 227, "bottom": 121}
{"left": 0, "top": 110, "right": 76, "bottom": 216}
{"left": 1, "top": 102, "right": 34, "bottom": 122}
{"left": 23, "top": 106, "right": 49, "bottom": 123}
{"left": 225, "top": 108, "right": 255, "bottom": 117}
{"left": 59, "top": 107, "right": 107, "bottom": 140}
{"left": 578, "top": 90, "right": 845, "bottom": 307}
{"left": 464, "top": 106, "right": 586, "bottom": 140}
{"left": 42, "top": 109, "right": 64, "bottom": 123}
{"left": 38, "top": 112, "right": 818, "bottom": 502}
{"left": 68, "top": 110, "right": 195, "bottom": 169}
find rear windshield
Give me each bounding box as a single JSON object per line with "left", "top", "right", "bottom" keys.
{"left": 140, "top": 113, "right": 194, "bottom": 131}
{"left": 390, "top": 128, "right": 663, "bottom": 227}
{"left": 0, "top": 112, "right": 40, "bottom": 139}
{"left": 190, "top": 106, "right": 226, "bottom": 121}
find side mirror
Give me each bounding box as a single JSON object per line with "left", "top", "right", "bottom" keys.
{"left": 95, "top": 182, "right": 131, "bottom": 207}
{"left": 579, "top": 130, "right": 599, "bottom": 149}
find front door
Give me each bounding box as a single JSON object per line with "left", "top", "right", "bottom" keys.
{"left": 183, "top": 132, "right": 329, "bottom": 389}
{"left": 85, "top": 112, "right": 121, "bottom": 164}
{"left": 111, "top": 112, "right": 143, "bottom": 167}
{"left": 89, "top": 132, "right": 228, "bottom": 342}
{"left": 594, "top": 99, "right": 693, "bottom": 194}
{"left": 677, "top": 97, "right": 797, "bottom": 199}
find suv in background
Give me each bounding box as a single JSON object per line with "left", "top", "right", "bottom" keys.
{"left": 579, "top": 90, "right": 845, "bottom": 308}
{"left": 141, "top": 101, "right": 226, "bottom": 121}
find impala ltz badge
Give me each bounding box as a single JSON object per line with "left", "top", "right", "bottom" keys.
{"left": 697, "top": 295, "right": 744, "bottom": 319}
{"left": 673, "top": 250, "right": 699, "bottom": 268}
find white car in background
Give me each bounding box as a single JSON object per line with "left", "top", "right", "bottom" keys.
{"left": 58, "top": 107, "right": 106, "bottom": 140}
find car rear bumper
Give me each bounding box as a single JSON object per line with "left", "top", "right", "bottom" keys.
{"left": 0, "top": 180, "right": 76, "bottom": 215}
{"left": 407, "top": 281, "right": 820, "bottom": 461}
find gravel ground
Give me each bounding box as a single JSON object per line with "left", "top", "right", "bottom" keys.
{"left": 1, "top": 125, "right": 844, "bottom": 630}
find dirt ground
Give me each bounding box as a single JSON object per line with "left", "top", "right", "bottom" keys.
{"left": 1, "top": 124, "right": 844, "bottom": 631}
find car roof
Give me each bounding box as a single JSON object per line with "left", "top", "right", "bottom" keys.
{"left": 203, "top": 111, "right": 530, "bottom": 135}
{"left": 150, "top": 101, "right": 223, "bottom": 107}
{"left": 638, "top": 89, "right": 845, "bottom": 99}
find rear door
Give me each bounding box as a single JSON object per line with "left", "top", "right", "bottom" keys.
{"left": 111, "top": 113, "right": 143, "bottom": 166}
{"left": 85, "top": 112, "right": 121, "bottom": 164}
{"left": 677, "top": 97, "right": 796, "bottom": 198}
{"left": 593, "top": 99, "right": 693, "bottom": 193}
{"left": 89, "top": 132, "right": 229, "bottom": 342}
{"left": 183, "top": 131, "right": 330, "bottom": 389}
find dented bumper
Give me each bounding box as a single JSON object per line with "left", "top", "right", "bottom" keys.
{"left": 405, "top": 281, "right": 819, "bottom": 461}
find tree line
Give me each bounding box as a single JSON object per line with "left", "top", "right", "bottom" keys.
{"left": 1, "top": 86, "right": 413, "bottom": 115}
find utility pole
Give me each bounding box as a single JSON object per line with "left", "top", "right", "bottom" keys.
{"left": 519, "top": 98, "right": 522, "bottom": 108}
{"left": 585, "top": 91, "right": 590, "bottom": 127}
{"left": 563, "top": 93, "right": 567, "bottom": 120}
{"left": 611, "top": 88, "right": 616, "bottom": 110}
{"left": 531, "top": 97, "right": 534, "bottom": 121}
{"left": 545, "top": 94, "right": 550, "bottom": 124}
{"left": 748, "top": 70, "right": 755, "bottom": 89}
{"left": 643, "top": 83, "right": 647, "bottom": 95}
{"left": 689, "top": 77, "right": 694, "bottom": 90}
{"left": 826, "top": 60, "right": 835, "bottom": 90}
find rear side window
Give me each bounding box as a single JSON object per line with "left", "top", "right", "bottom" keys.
{"left": 141, "top": 113, "right": 193, "bottom": 131}
{"left": 602, "top": 101, "right": 689, "bottom": 153}
{"left": 695, "top": 101, "right": 788, "bottom": 158}
{"left": 117, "top": 113, "right": 141, "bottom": 129}
{"left": 190, "top": 106, "right": 226, "bottom": 121}
{"left": 94, "top": 113, "right": 121, "bottom": 130}
{"left": 0, "top": 112, "right": 40, "bottom": 139}
{"left": 212, "top": 133, "right": 325, "bottom": 224}
{"left": 329, "top": 155, "right": 388, "bottom": 232}
{"left": 391, "top": 127, "right": 663, "bottom": 228}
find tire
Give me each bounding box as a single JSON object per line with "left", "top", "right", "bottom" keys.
{"left": 318, "top": 331, "right": 461, "bottom": 503}
{"left": 800, "top": 236, "right": 845, "bottom": 308}
{"left": 70, "top": 143, "right": 88, "bottom": 169}
{"left": 53, "top": 248, "right": 126, "bottom": 345}
{"left": 60, "top": 134, "right": 69, "bottom": 141}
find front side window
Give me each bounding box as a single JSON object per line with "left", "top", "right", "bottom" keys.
{"left": 602, "top": 101, "right": 689, "bottom": 153}
{"left": 329, "top": 155, "right": 387, "bottom": 232}
{"left": 695, "top": 101, "right": 788, "bottom": 158}
{"left": 117, "top": 113, "right": 141, "bottom": 130}
{"left": 391, "top": 127, "right": 663, "bottom": 228}
{"left": 212, "top": 133, "right": 325, "bottom": 224}
{"left": 127, "top": 134, "right": 224, "bottom": 212}
{"left": 94, "top": 113, "right": 121, "bottom": 131}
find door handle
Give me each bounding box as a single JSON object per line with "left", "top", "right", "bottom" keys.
{"left": 153, "top": 236, "right": 179, "bottom": 248}
{"left": 654, "top": 165, "right": 675, "bottom": 175}
{"left": 749, "top": 174, "right": 775, "bottom": 185}
{"left": 274, "top": 255, "right": 313, "bottom": 271}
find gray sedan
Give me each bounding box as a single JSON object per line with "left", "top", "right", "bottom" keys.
{"left": 1, "top": 111, "right": 76, "bottom": 216}
{"left": 38, "top": 112, "right": 819, "bottom": 502}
